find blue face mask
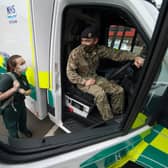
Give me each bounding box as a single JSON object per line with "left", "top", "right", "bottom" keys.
{"left": 19, "top": 64, "right": 27, "bottom": 72}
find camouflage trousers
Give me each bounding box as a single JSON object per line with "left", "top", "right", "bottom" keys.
{"left": 78, "top": 76, "right": 124, "bottom": 121}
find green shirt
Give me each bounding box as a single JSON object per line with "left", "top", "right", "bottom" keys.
{"left": 0, "top": 74, "right": 13, "bottom": 104}
{"left": 0, "top": 72, "right": 30, "bottom": 103}
{"left": 13, "top": 72, "right": 30, "bottom": 102}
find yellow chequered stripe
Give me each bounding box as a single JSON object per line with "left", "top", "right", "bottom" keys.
{"left": 0, "top": 55, "right": 5, "bottom": 67}
{"left": 38, "top": 71, "right": 49, "bottom": 88}
{"left": 108, "top": 157, "right": 129, "bottom": 168}
{"left": 26, "top": 0, "right": 35, "bottom": 66}
{"left": 150, "top": 128, "right": 168, "bottom": 154}
{"left": 128, "top": 140, "right": 149, "bottom": 161}
{"left": 131, "top": 112, "right": 147, "bottom": 129}
{"left": 140, "top": 128, "right": 151, "bottom": 139}
{"left": 26, "top": 0, "right": 51, "bottom": 90}
{"left": 108, "top": 141, "right": 149, "bottom": 168}
{"left": 26, "top": 0, "right": 36, "bottom": 85}
{"left": 108, "top": 126, "right": 168, "bottom": 168}
{"left": 25, "top": 67, "right": 35, "bottom": 86}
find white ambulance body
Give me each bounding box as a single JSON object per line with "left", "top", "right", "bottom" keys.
{"left": 0, "top": 0, "right": 161, "bottom": 167}
{"left": 0, "top": 0, "right": 158, "bottom": 130}
{"left": 0, "top": 0, "right": 51, "bottom": 120}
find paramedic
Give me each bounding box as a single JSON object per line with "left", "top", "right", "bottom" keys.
{"left": 0, "top": 55, "right": 32, "bottom": 138}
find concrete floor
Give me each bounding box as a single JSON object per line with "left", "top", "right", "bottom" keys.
{"left": 0, "top": 110, "right": 55, "bottom": 138}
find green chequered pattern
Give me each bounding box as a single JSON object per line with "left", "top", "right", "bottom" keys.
{"left": 144, "top": 125, "right": 163, "bottom": 143}
{"left": 29, "top": 85, "right": 36, "bottom": 100}
{"left": 47, "top": 90, "right": 54, "bottom": 107}
{"left": 80, "top": 125, "right": 168, "bottom": 168}
{"left": 0, "top": 53, "right": 8, "bottom": 73}
{"left": 135, "top": 125, "right": 168, "bottom": 168}
{"left": 80, "top": 135, "right": 143, "bottom": 168}
{"left": 0, "top": 67, "right": 6, "bottom": 73}
{"left": 137, "top": 146, "right": 168, "bottom": 168}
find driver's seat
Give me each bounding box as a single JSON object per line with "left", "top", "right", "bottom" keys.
{"left": 65, "top": 80, "right": 96, "bottom": 119}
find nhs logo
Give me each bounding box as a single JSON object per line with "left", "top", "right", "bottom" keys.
{"left": 6, "top": 5, "right": 17, "bottom": 24}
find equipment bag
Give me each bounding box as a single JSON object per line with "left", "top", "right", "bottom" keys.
{"left": 0, "top": 72, "right": 17, "bottom": 112}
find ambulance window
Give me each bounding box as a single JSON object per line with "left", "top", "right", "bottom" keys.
{"left": 143, "top": 48, "right": 168, "bottom": 127}
{"left": 108, "top": 25, "right": 135, "bottom": 51}
{"left": 132, "top": 34, "right": 145, "bottom": 55}
{"left": 107, "top": 25, "right": 145, "bottom": 55}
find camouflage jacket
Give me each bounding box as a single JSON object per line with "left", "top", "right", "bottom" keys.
{"left": 66, "top": 44, "right": 136, "bottom": 85}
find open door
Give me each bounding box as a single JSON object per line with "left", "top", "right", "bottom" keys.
{"left": 29, "top": 0, "right": 55, "bottom": 120}
{"left": 124, "top": 0, "right": 168, "bottom": 131}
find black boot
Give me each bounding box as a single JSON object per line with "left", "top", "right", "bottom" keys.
{"left": 21, "top": 129, "right": 32, "bottom": 138}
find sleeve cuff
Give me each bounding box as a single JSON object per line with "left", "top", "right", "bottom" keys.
{"left": 81, "top": 79, "right": 86, "bottom": 85}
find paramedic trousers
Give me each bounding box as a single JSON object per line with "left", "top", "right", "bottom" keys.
{"left": 2, "top": 105, "right": 18, "bottom": 138}
{"left": 2, "top": 102, "right": 27, "bottom": 138}
{"left": 78, "top": 76, "right": 124, "bottom": 121}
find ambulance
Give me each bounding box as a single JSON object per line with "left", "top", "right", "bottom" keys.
{"left": 0, "top": 0, "right": 168, "bottom": 167}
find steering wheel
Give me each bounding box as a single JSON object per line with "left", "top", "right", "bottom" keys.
{"left": 105, "top": 60, "right": 140, "bottom": 101}
{"left": 105, "top": 61, "right": 135, "bottom": 81}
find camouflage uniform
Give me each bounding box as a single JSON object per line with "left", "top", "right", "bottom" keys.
{"left": 66, "top": 44, "right": 136, "bottom": 120}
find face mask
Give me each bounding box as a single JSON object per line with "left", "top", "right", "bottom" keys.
{"left": 83, "top": 45, "right": 96, "bottom": 53}
{"left": 19, "top": 64, "right": 27, "bottom": 72}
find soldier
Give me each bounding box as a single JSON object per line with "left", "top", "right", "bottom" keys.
{"left": 66, "top": 26, "right": 144, "bottom": 121}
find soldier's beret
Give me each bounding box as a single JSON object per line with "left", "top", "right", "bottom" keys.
{"left": 81, "top": 26, "right": 98, "bottom": 38}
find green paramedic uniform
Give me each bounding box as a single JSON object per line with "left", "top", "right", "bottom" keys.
{"left": 13, "top": 72, "right": 30, "bottom": 135}
{"left": 0, "top": 72, "right": 30, "bottom": 138}
{"left": 0, "top": 74, "right": 18, "bottom": 138}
